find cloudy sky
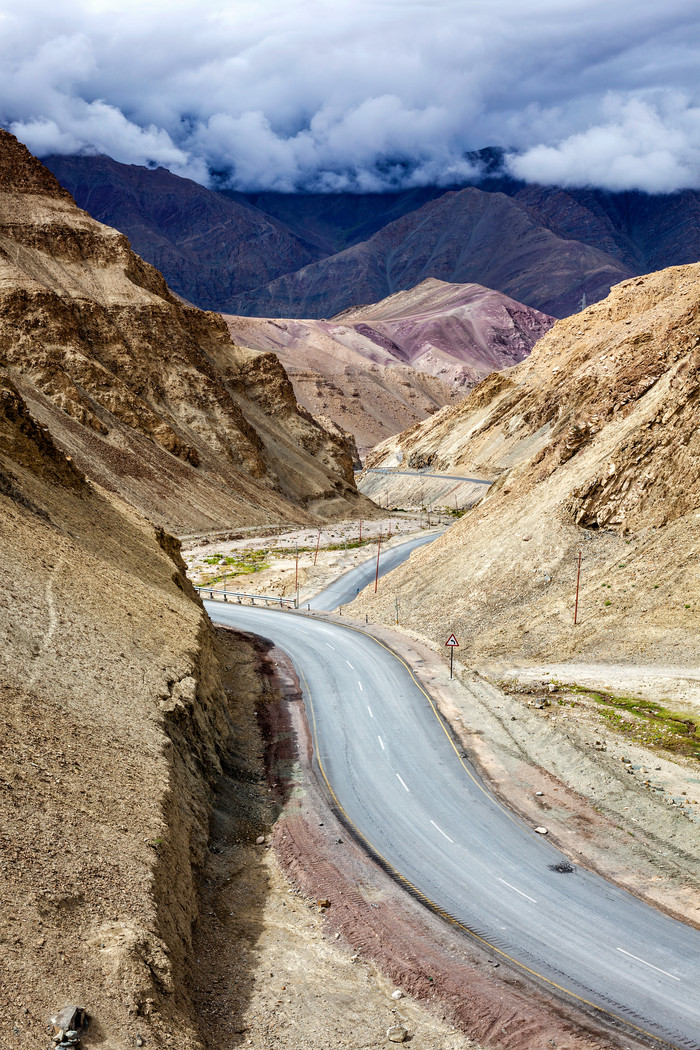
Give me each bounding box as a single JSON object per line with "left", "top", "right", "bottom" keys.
{"left": 2, "top": 0, "right": 700, "bottom": 193}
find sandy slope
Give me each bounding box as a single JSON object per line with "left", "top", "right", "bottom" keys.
{"left": 356, "top": 264, "right": 700, "bottom": 676}
{"left": 223, "top": 279, "right": 553, "bottom": 453}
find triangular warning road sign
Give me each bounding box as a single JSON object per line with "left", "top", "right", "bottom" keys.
{"left": 445, "top": 633, "right": 459, "bottom": 647}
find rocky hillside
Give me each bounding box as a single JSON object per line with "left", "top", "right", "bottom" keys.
{"left": 0, "top": 132, "right": 373, "bottom": 531}
{"left": 357, "top": 264, "right": 700, "bottom": 670}
{"left": 0, "top": 368, "right": 241, "bottom": 1048}
{"left": 44, "top": 153, "right": 324, "bottom": 310}
{"left": 223, "top": 279, "right": 553, "bottom": 454}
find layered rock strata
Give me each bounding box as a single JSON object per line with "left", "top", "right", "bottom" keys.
{"left": 0, "top": 131, "right": 372, "bottom": 532}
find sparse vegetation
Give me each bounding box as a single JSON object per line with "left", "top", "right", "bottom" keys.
{"left": 561, "top": 684, "right": 700, "bottom": 760}
{"left": 196, "top": 533, "right": 393, "bottom": 585}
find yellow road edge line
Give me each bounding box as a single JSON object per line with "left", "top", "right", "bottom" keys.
{"left": 295, "top": 622, "right": 681, "bottom": 1050}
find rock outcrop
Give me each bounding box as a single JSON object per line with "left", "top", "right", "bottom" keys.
{"left": 357, "top": 265, "right": 700, "bottom": 668}
{"left": 1, "top": 131, "right": 372, "bottom": 531}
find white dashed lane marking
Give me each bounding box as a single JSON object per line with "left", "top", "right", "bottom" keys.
{"left": 430, "top": 820, "right": 454, "bottom": 843}
{"left": 378, "top": 735, "right": 385, "bottom": 751}
{"left": 498, "top": 877, "right": 537, "bottom": 904}
{"left": 616, "top": 948, "right": 680, "bottom": 981}
{"left": 396, "top": 773, "right": 410, "bottom": 792}
{"left": 367, "top": 705, "right": 373, "bottom": 718}
{"left": 358, "top": 680, "right": 363, "bottom": 692}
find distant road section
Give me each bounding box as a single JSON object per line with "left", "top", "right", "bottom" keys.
{"left": 308, "top": 532, "right": 442, "bottom": 611}
{"left": 365, "top": 468, "right": 491, "bottom": 484}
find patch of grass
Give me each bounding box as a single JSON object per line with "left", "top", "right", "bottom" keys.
{"left": 604, "top": 599, "right": 612, "bottom": 606}
{"left": 563, "top": 684, "right": 699, "bottom": 760}
{"left": 325, "top": 537, "right": 376, "bottom": 551}
{"left": 203, "top": 548, "right": 271, "bottom": 582}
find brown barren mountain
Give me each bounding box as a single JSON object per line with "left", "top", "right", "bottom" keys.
{"left": 223, "top": 279, "right": 553, "bottom": 453}
{"left": 0, "top": 369, "right": 240, "bottom": 1048}
{"left": 357, "top": 264, "right": 700, "bottom": 671}
{"left": 0, "top": 131, "right": 373, "bottom": 532}
{"left": 44, "top": 153, "right": 324, "bottom": 310}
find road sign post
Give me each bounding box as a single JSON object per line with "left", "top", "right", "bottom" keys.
{"left": 374, "top": 529, "right": 382, "bottom": 592}
{"left": 295, "top": 541, "right": 299, "bottom": 609}
{"left": 445, "top": 633, "right": 459, "bottom": 679}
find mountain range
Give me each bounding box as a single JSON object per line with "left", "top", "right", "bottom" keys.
{"left": 46, "top": 149, "right": 700, "bottom": 320}
{"left": 223, "top": 279, "right": 553, "bottom": 452}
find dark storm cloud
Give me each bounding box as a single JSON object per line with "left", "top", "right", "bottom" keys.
{"left": 2, "top": 0, "right": 700, "bottom": 192}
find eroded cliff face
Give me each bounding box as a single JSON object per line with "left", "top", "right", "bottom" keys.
{"left": 358, "top": 265, "right": 700, "bottom": 667}
{"left": 0, "top": 370, "right": 242, "bottom": 1048}
{"left": 0, "top": 131, "right": 371, "bottom": 531}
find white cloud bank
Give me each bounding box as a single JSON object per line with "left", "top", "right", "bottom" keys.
{"left": 2, "top": 0, "right": 700, "bottom": 192}
{"left": 506, "top": 95, "right": 700, "bottom": 193}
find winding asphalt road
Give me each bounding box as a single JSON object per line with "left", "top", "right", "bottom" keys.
{"left": 205, "top": 553, "right": 700, "bottom": 1048}
{"left": 307, "top": 531, "right": 442, "bottom": 611}
{"left": 365, "top": 467, "right": 492, "bottom": 484}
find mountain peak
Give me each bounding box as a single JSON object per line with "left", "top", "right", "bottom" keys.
{"left": 0, "top": 129, "right": 73, "bottom": 200}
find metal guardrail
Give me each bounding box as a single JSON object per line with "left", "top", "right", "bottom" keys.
{"left": 196, "top": 586, "right": 297, "bottom": 608}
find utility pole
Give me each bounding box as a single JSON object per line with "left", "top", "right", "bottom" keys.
{"left": 395, "top": 596, "right": 399, "bottom": 625}
{"left": 295, "top": 541, "right": 299, "bottom": 609}
{"left": 374, "top": 529, "right": 382, "bottom": 592}
{"left": 314, "top": 528, "right": 321, "bottom": 565}
{"left": 574, "top": 551, "right": 582, "bottom": 625}
{"left": 359, "top": 519, "right": 362, "bottom": 547}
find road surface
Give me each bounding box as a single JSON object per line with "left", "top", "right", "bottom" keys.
{"left": 365, "top": 467, "right": 491, "bottom": 484}
{"left": 203, "top": 609, "right": 700, "bottom": 1049}
{"left": 307, "top": 531, "right": 442, "bottom": 611}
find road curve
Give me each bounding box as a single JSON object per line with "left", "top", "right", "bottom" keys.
{"left": 365, "top": 467, "right": 492, "bottom": 484}
{"left": 205, "top": 605, "right": 700, "bottom": 1049}
{"left": 307, "top": 531, "right": 443, "bottom": 611}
